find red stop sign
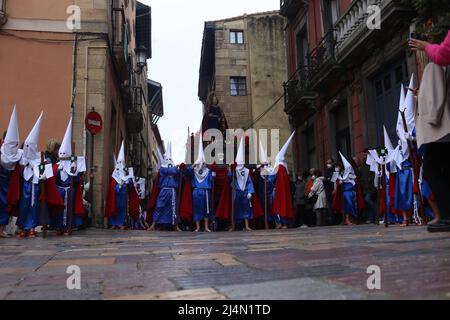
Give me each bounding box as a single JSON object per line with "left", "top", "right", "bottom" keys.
{"left": 85, "top": 111, "right": 103, "bottom": 135}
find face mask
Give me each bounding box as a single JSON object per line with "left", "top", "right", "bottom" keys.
{"left": 335, "top": 168, "right": 340, "bottom": 173}
{"left": 327, "top": 164, "right": 333, "bottom": 169}
{"left": 312, "top": 176, "right": 316, "bottom": 180}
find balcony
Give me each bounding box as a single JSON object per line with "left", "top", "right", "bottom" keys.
{"left": 112, "top": 6, "right": 129, "bottom": 80}
{"left": 0, "top": 0, "right": 7, "bottom": 26}
{"left": 334, "top": 0, "right": 414, "bottom": 62}
{"left": 280, "top": 0, "right": 307, "bottom": 19}
{"left": 283, "top": 65, "right": 318, "bottom": 115}
{"left": 126, "top": 86, "right": 144, "bottom": 135}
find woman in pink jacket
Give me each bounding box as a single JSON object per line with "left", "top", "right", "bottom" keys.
{"left": 409, "top": 29, "right": 450, "bottom": 233}
{"left": 409, "top": 30, "right": 450, "bottom": 66}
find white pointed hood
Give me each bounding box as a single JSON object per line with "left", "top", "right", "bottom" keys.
{"left": 259, "top": 140, "right": 269, "bottom": 165}
{"left": 235, "top": 136, "right": 245, "bottom": 169}
{"left": 21, "top": 112, "right": 43, "bottom": 165}
{"left": 194, "top": 133, "right": 206, "bottom": 166}
{"left": 259, "top": 140, "right": 275, "bottom": 176}
{"left": 275, "top": 131, "right": 295, "bottom": 172}
{"left": 1, "top": 105, "right": 23, "bottom": 170}
{"left": 20, "top": 112, "right": 44, "bottom": 182}
{"left": 162, "top": 141, "right": 174, "bottom": 167}
{"left": 112, "top": 141, "right": 128, "bottom": 184}
{"left": 403, "top": 74, "right": 416, "bottom": 134}
{"left": 383, "top": 126, "right": 393, "bottom": 152}
{"left": 59, "top": 117, "right": 73, "bottom": 159}
{"left": 58, "top": 117, "right": 86, "bottom": 181}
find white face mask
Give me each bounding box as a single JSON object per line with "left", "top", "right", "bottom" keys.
{"left": 335, "top": 168, "right": 340, "bottom": 173}
{"left": 312, "top": 176, "right": 316, "bottom": 180}
{"left": 327, "top": 164, "right": 333, "bottom": 169}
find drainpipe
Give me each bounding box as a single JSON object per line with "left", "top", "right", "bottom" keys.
{"left": 83, "top": 44, "right": 108, "bottom": 157}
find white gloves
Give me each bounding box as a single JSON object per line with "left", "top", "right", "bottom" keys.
{"left": 247, "top": 193, "right": 252, "bottom": 200}
{"left": 212, "top": 172, "right": 216, "bottom": 177}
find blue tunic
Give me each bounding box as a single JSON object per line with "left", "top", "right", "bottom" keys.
{"left": 0, "top": 166, "right": 13, "bottom": 226}
{"left": 230, "top": 170, "right": 255, "bottom": 221}
{"left": 17, "top": 171, "right": 41, "bottom": 231}
{"left": 342, "top": 182, "right": 357, "bottom": 218}
{"left": 187, "top": 167, "right": 213, "bottom": 223}
{"left": 153, "top": 166, "right": 180, "bottom": 225}
{"left": 109, "top": 182, "right": 128, "bottom": 227}
{"left": 51, "top": 171, "right": 83, "bottom": 230}
{"left": 394, "top": 160, "right": 413, "bottom": 212}
{"left": 257, "top": 174, "right": 280, "bottom": 224}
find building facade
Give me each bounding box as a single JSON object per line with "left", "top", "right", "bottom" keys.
{"left": 280, "top": 0, "right": 419, "bottom": 173}
{"left": 0, "top": 0, "right": 157, "bottom": 227}
{"left": 198, "top": 11, "right": 294, "bottom": 168}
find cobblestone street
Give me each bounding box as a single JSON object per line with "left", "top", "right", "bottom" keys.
{"left": 0, "top": 225, "right": 449, "bottom": 300}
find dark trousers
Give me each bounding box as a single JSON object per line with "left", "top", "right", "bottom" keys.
{"left": 423, "top": 142, "right": 450, "bottom": 219}
{"left": 364, "top": 192, "right": 377, "bottom": 223}
{"left": 296, "top": 204, "right": 312, "bottom": 226}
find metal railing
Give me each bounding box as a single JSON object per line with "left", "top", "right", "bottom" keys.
{"left": 111, "top": 6, "right": 129, "bottom": 64}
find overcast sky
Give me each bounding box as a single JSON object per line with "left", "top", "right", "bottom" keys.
{"left": 141, "top": 0, "right": 280, "bottom": 163}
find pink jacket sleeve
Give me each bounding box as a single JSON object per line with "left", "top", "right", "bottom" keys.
{"left": 425, "top": 30, "right": 450, "bottom": 67}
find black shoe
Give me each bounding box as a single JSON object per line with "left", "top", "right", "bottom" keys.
{"left": 427, "top": 222, "right": 450, "bottom": 233}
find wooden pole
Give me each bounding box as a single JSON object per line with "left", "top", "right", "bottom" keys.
{"left": 211, "top": 170, "right": 216, "bottom": 231}
{"left": 39, "top": 153, "right": 47, "bottom": 238}
{"left": 230, "top": 168, "right": 235, "bottom": 232}
{"left": 175, "top": 166, "right": 183, "bottom": 231}
{"left": 66, "top": 142, "right": 76, "bottom": 235}
{"left": 264, "top": 175, "right": 269, "bottom": 230}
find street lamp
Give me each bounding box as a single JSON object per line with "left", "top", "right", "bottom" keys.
{"left": 135, "top": 45, "right": 147, "bottom": 72}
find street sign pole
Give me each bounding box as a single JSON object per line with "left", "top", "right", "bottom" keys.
{"left": 85, "top": 108, "right": 103, "bottom": 228}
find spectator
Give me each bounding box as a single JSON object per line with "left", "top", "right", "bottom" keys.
{"left": 304, "top": 168, "right": 316, "bottom": 226}
{"left": 308, "top": 170, "right": 328, "bottom": 226}
{"left": 294, "top": 172, "right": 308, "bottom": 228}
{"left": 409, "top": 30, "right": 450, "bottom": 232}
{"left": 45, "top": 138, "right": 60, "bottom": 164}
{"left": 324, "top": 158, "right": 335, "bottom": 223}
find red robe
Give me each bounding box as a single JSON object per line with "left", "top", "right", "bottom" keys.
{"left": 332, "top": 181, "right": 344, "bottom": 214}
{"left": 42, "top": 166, "right": 65, "bottom": 216}
{"left": 6, "top": 164, "right": 21, "bottom": 217}
{"left": 272, "top": 165, "right": 294, "bottom": 220}
{"left": 146, "top": 173, "right": 160, "bottom": 225}
{"left": 104, "top": 178, "right": 117, "bottom": 219}
{"left": 128, "top": 183, "right": 140, "bottom": 219}
{"left": 179, "top": 174, "right": 193, "bottom": 222}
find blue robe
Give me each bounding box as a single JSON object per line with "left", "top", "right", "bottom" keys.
{"left": 187, "top": 167, "right": 213, "bottom": 223}
{"left": 342, "top": 182, "right": 357, "bottom": 218}
{"left": 109, "top": 181, "right": 128, "bottom": 227}
{"left": 153, "top": 166, "right": 180, "bottom": 225}
{"left": 0, "top": 166, "right": 13, "bottom": 226}
{"left": 257, "top": 174, "right": 281, "bottom": 224}
{"left": 50, "top": 171, "right": 83, "bottom": 230}
{"left": 230, "top": 170, "right": 255, "bottom": 221}
{"left": 394, "top": 160, "right": 413, "bottom": 212}
{"left": 17, "top": 171, "right": 41, "bottom": 231}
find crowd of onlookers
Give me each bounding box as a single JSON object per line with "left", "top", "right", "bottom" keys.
{"left": 291, "top": 151, "right": 388, "bottom": 228}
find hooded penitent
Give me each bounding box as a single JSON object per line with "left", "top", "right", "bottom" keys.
{"left": 21, "top": 112, "right": 53, "bottom": 183}
{"left": 58, "top": 117, "right": 86, "bottom": 182}
{"left": 259, "top": 140, "right": 275, "bottom": 176}
{"left": 339, "top": 151, "right": 355, "bottom": 181}
{"left": 194, "top": 133, "right": 209, "bottom": 182}
{"left": 112, "top": 141, "right": 128, "bottom": 184}
{"left": 272, "top": 132, "right": 295, "bottom": 220}
{"left": 162, "top": 141, "right": 174, "bottom": 168}
{"left": 1, "top": 106, "right": 23, "bottom": 170}
{"left": 235, "top": 136, "right": 249, "bottom": 191}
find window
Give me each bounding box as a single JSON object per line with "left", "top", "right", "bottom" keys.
{"left": 230, "top": 30, "right": 244, "bottom": 44}
{"left": 323, "top": 0, "right": 340, "bottom": 31}
{"left": 230, "top": 77, "right": 247, "bottom": 96}
{"left": 0, "top": 0, "right": 5, "bottom": 12}
{"left": 296, "top": 27, "right": 309, "bottom": 67}
{"left": 305, "top": 126, "right": 317, "bottom": 169}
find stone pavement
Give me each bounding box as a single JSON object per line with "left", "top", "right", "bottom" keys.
{"left": 0, "top": 225, "right": 449, "bottom": 300}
